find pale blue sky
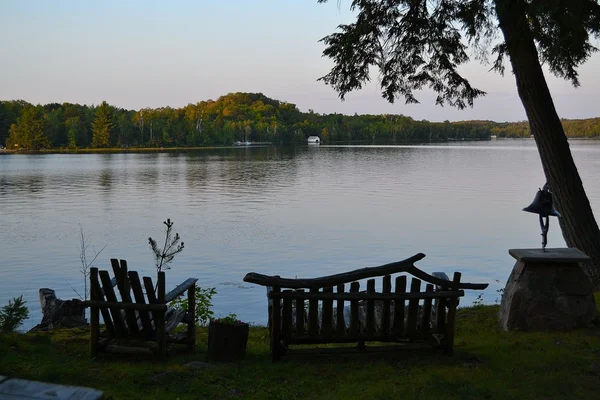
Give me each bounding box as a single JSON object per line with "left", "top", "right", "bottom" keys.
{"left": 1, "top": 0, "right": 599, "bottom": 122}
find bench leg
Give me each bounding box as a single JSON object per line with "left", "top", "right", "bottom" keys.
{"left": 187, "top": 285, "right": 196, "bottom": 353}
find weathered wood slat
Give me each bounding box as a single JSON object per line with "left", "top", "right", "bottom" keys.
{"left": 295, "top": 289, "right": 305, "bottom": 335}
{"left": 308, "top": 287, "right": 319, "bottom": 336}
{"left": 165, "top": 308, "right": 187, "bottom": 334}
{"left": 165, "top": 278, "right": 198, "bottom": 303}
{"left": 97, "top": 276, "right": 117, "bottom": 298}
{"left": 98, "top": 270, "right": 128, "bottom": 337}
{"left": 89, "top": 268, "right": 101, "bottom": 358}
{"left": 110, "top": 259, "right": 140, "bottom": 338}
{"left": 273, "top": 289, "right": 464, "bottom": 301}
{"left": 381, "top": 275, "right": 392, "bottom": 336}
{"left": 349, "top": 282, "right": 360, "bottom": 336}
{"left": 244, "top": 253, "right": 487, "bottom": 290}
{"left": 366, "top": 279, "right": 375, "bottom": 336}
{"left": 89, "top": 268, "right": 115, "bottom": 337}
{"left": 128, "top": 271, "right": 154, "bottom": 338}
{"left": 321, "top": 286, "right": 333, "bottom": 339}
{"left": 187, "top": 283, "right": 196, "bottom": 352}
{"left": 282, "top": 291, "right": 293, "bottom": 341}
{"left": 156, "top": 271, "right": 167, "bottom": 357}
{"left": 421, "top": 284, "right": 434, "bottom": 334}
{"left": 444, "top": 272, "right": 461, "bottom": 355}
{"left": 406, "top": 278, "right": 422, "bottom": 337}
{"left": 393, "top": 276, "right": 407, "bottom": 336}
{"left": 436, "top": 290, "right": 447, "bottom": 334}
{"left": 143, "top": 276, "right": 159, "bottom": 330}
{"left": 270, "top": 286, "right": 282, "bottom": 362}
{"left": 336, "top": 284, "right": 345, "bottom": 336}
{"left": 245, "top": 254, "right": 423, "bottom": 287}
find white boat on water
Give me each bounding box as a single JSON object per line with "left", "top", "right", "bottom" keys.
{"left": 307, "top": 136, "right": 320, "bottom": 145}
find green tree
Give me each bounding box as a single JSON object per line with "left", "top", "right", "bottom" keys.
{"left": 0, "top": 100, "right": 29, "bottom": 146}
{"left": 65, "top": 116, "right": 83, "bottom": 148}
{"left": 91, "top": 101, "right": 113, "bottom": 148}
{"left": 7, "top": 106, "right": 51, "bottom": 150}
{"left": 318, "top": 0, "right": 600, "bottom": 284}
{"left": 5, "top": 123, "right": 19, "bottom": 149}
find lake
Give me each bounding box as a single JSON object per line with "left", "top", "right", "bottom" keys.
{"left": 1, "top": 139, "right": 600, "bottom": 328}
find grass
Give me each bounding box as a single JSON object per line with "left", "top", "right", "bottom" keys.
{"left": 1, "top": 297, "right": 600, "bottom": 400}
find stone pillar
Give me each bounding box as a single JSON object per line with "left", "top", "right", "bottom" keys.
{"left": 499, "top": 248, "right": 598, "bottom": 331}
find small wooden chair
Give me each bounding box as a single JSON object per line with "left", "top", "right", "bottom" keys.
{"left": 85, "top": 259, "right": 198, "bottom": 358}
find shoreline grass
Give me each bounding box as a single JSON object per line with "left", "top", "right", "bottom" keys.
{"left": 1, "top": 297, "right": 599, "bottom": 400}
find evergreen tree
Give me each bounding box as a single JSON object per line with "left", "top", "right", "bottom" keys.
{"left": 317, "top": 0, "right": 600, "bottom": 284}
{"left": 6, "top": 106, "right": 50, "bottom": 150}
{"left": 91, "top": 101, "right": 113, "bottom": 148}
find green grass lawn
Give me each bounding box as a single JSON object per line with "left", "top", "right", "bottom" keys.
{"left": 2, "top": 299, "right": 600, "bottom": 400}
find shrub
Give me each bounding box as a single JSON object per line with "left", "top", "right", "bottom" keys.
{"left": 0, "top": 295, "right": 30, "bottom": 333}
{"left": 213, "top": 313, "right": 243, "bottom": 325}
{"left": 169, "top": 286, "right": 216, "bottom": 327}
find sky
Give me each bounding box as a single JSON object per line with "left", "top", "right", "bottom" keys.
{"left": 1, "top": 0, "right": 599, "bottom": 122}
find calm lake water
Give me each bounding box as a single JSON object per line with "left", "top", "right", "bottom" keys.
{"left": 2, "top": 139, "right": 600, "bottom": 328}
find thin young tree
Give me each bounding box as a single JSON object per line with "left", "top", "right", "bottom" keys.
{"left": 73, "top": 224, "right": 106, "bottom": 302}
{"left": 148, "top": 218, "right": 185, "bottom": 276}
{"left": 317, "top": 0, "right": 600, "bottom": 285}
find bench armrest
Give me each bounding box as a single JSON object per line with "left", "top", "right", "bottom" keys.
{"left": 165, "top": 278, "right": 198, "bottom": 303}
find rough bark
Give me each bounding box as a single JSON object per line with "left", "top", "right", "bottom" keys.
{"left": 495, "top": 0, "right": 600, "bottom": 286}
{"left": 29, "top": 288, "right": 87, "bottom": 331}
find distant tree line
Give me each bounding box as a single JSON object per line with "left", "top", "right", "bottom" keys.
{"left": 1, "top": 92, "right": 598, "bottom": 150}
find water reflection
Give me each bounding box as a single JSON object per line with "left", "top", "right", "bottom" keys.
{"left": 1, "top": 141, "right": 600, "bottom": 327}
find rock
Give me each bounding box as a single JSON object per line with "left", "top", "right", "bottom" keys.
{"left": 29, "top": 289, "right": 87, "bottom": 332}
{"left": 499, "top": 249, "right": 599, "bottom": 331}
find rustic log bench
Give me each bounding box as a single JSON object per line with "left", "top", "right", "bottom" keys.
{"left": 243, "top": 253, "right": 488, "bottom": 361}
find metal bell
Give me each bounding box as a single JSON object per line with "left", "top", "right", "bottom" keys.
{"left": 523, "top": 185, "right": 561, "bottom": 218}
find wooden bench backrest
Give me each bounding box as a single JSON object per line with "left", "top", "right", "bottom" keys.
{"left": 273, "top": 273, "right": 463, "bottom": 343}
{"left": 89, "top": 259, "right": 166, "bottom": 340}
{"left": 244, "top": 253, "right": 488, "bottom": 345}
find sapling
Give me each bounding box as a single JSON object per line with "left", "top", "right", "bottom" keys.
{"left": 148, "top": 218, "right": 185, "bottom": 275}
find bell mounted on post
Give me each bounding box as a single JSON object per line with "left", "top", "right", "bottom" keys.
{"left": 523, "top": 184, "right": 561, "bottom": 218}
{"left": 523, "top": 183, "right": 560, "bottom": 251}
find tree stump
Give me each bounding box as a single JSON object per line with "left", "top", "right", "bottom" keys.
{"left": 207, "top": 321, "right": 249, "bottom": 362}
{"left": 29, "top": 289, "right": 87, "bottom": 331}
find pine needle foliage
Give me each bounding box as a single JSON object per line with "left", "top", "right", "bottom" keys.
{"left": 0, "top": 296, "right": 29, "bottom": 333}
{"left": 148, "top": 218, "right": 185, "bottom": 275}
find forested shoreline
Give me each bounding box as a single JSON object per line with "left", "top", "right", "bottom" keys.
{"left": 1, "top": 92, "right": 599, "bottom": 150}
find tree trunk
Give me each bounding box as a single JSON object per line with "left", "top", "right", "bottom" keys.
{"left": 495, "top": 0, "right": 600, "bottom": 286}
